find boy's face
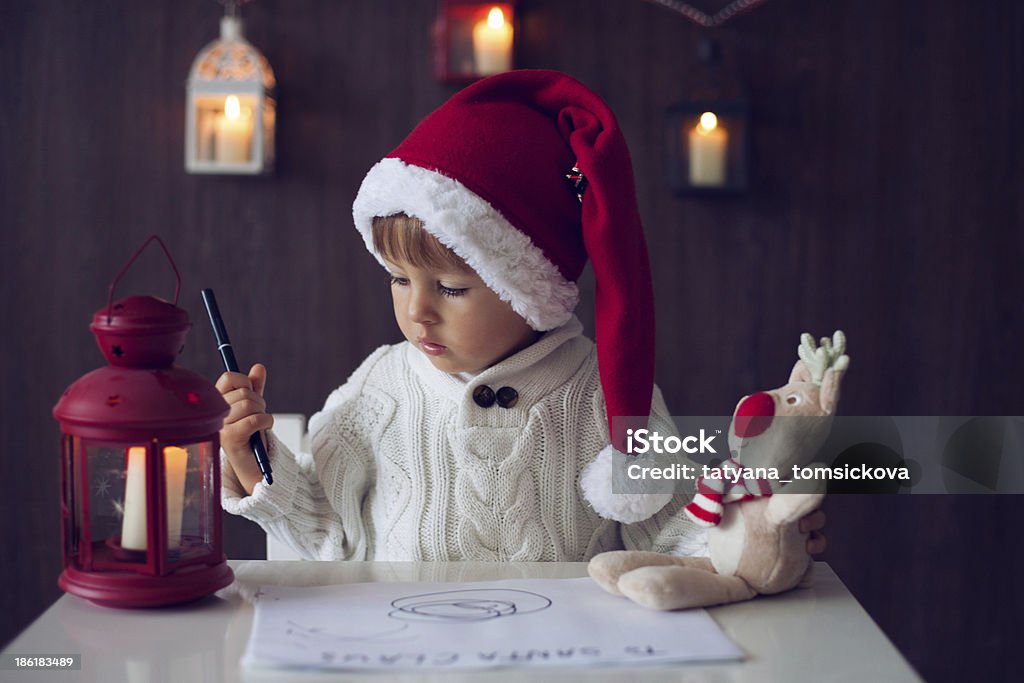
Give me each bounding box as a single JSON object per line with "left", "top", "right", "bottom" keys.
{"left": 385, "top": 258, "right": 540, "bottom": 374}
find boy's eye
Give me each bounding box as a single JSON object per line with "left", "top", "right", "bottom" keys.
{"left": 389, "top": 275, "right": 466, "bottom": 297}
{"left": 438, "top": 284, "right": 468, "bottom": 298}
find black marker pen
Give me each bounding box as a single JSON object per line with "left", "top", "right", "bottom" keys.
{"left": 201, "top": 288, "right": 273, "bottom": 486}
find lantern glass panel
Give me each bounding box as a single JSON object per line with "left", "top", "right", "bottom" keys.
{"left": 84, "top": 444, "right": 150, "bottom": 570}
{"left": 62, "top": 435, "right": 83, "bottom": 570}
{"left": 193, "top": 93, "right": 259, "bottom": 165}
{"left": 78, "top": 440, "right": 219, "bottom": 570}
{"left": 171, "top": 440, "right": 217, "bottom": 562}
{"left": 446, "top": 8, "right": 477, "bottom": 78}
{"left": 262, "top": 97, "right": 277, "bottom": 169}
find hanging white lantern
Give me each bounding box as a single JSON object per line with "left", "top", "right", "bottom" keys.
{"left": 185, "top": 9, "right": 276, "bottom": 175}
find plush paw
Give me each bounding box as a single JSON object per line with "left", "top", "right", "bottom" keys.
{"left": 619, "top": 565, "right": 757, "bottom": 610}
{"left": 618, "top": 566, "right": 707, "bottom": 611}
{"left": 588, "top": 551, "right": 674, "bottom": 596}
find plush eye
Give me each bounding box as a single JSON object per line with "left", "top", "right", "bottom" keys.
{"left": 785, "top": 393, "right": 802, "bottom": 406}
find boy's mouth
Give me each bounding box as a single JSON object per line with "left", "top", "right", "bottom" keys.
{"left": 417, "top": 337, "right": 448, "bottom": 356}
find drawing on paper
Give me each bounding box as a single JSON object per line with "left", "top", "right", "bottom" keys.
{"left": 285, "top": 619, "right": 415, "bottom": 646}
{"left": 280, "top": 588, "right": 553, "bottom": 648}
{"left": 388, "top": 588, "right": 553, "bottom": 623}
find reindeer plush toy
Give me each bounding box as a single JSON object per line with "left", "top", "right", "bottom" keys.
{"left": 588, "top": 332, "right": 850, "bottom": 611}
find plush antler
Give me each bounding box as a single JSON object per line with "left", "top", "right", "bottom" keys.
{"left": 797, "top": 331, "right": 849, "bottom": 384}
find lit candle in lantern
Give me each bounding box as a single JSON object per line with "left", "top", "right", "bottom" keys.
{"left": 121, "top": 446, "right": 148, "bottom": 551}
{"left": 120, "top": 446, "right": 189, "bottom": 551}
{"left": 214, "top": 95, "right": 252, "bottom": 163}
{"left": 688, "top": 111, "right": 728, "bottom": 187}
{"left": 164, "top": 447, "right": 188, "bottom": 549}
{"left": 472, "top": 7, "right": 513, "bottom": 76}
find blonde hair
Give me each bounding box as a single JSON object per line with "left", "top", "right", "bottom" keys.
{"left": 371, "top": 213, "right": 472, "bottom": 272}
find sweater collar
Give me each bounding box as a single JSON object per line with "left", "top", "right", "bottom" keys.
{"left": 406, "top": 316, "right": 590, "bottom": 404}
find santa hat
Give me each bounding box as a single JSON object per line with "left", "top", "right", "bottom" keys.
{"left": 352, "top": 70, "right": 670, "bottom": 523}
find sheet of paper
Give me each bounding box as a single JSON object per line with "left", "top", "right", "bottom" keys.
{"left": 242, "top": 576, "right": 743, "bottom": 671}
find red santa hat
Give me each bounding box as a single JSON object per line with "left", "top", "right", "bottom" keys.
{"left": 353, "top": 70, "right": 670, "bottom": 523}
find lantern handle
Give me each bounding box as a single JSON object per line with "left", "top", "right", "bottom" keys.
{"left": 105, "top": 235, "right": 182, "bottom": 322}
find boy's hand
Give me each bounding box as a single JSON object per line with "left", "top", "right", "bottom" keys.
{"left": 799, "top": 510, "right": 827, "bottom": 555}
{"left": 216, "top": 363, "right": 273, "bottom": 496}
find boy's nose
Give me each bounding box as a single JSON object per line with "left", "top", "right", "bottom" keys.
{"left": 407, "top": 289, "right": 438, "bottom": 324}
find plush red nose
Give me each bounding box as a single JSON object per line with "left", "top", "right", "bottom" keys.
{"left": 734, "top": 392, "right": 775, "bottom": 438}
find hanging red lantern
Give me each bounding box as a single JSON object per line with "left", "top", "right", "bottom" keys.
{"left": 666, "top": 38, "right": 750, "bottom": 196}
{"left": 53, "top": 236, "right": 233, "bottom": 608}
{"left": 433, "top": 1, "right": 517, "bottom": 83}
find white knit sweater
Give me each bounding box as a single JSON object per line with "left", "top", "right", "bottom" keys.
{"left": 222, "top": 316, "right": 706, "bottom": 561}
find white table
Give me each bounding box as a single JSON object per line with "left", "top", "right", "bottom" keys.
{"left": 1, "top": 561, "right": 920, "bottom": 682}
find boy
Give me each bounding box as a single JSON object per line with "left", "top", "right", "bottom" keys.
{"left": 219, "top": 70, "right": 825, "bottom": 560}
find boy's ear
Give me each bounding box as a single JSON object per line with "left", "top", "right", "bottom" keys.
{"left": 788, "top": 360, "right": 813, "bottom": 384}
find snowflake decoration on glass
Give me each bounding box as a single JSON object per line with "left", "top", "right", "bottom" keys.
{"left": 94, "top": 475, "right": 112, "bottom": 498}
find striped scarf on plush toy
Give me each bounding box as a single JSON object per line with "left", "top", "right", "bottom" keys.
{"left": 684, "top": 458, "right": 783, "bottom": 527}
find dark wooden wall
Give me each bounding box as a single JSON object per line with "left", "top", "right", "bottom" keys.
{"left": 2, "top": 1, "right": 1022, "bottom": 680}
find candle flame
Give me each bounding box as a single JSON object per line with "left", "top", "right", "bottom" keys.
{"left": 697, "top": 111, "right": 719, "bottom": 134}
{"left": 225, "top": 95, "right": 241, "bottom": 120}
{"left": 487, "top": 7, "right": 506, "bottom": 28}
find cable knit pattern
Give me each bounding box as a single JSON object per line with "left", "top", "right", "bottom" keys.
{"left": 222, "top": 316, "right": 707, "bottom": 561}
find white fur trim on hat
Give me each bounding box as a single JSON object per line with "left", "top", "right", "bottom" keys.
{"left": 580, "top": 445, "right": 672, "bottom": 523}
{"left": 353, "top": 158, "right": 579, "bottom": 332}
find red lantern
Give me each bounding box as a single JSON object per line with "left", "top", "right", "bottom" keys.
{"left": 53, "top": 236, "right": 233, "bottom": 607}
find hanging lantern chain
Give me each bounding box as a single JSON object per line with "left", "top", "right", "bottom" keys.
{"left": 216, "top": 0, "right": 254, "bottom": 17}
{"left": 644, "top": 0, "right": 769, "bottom": 27}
